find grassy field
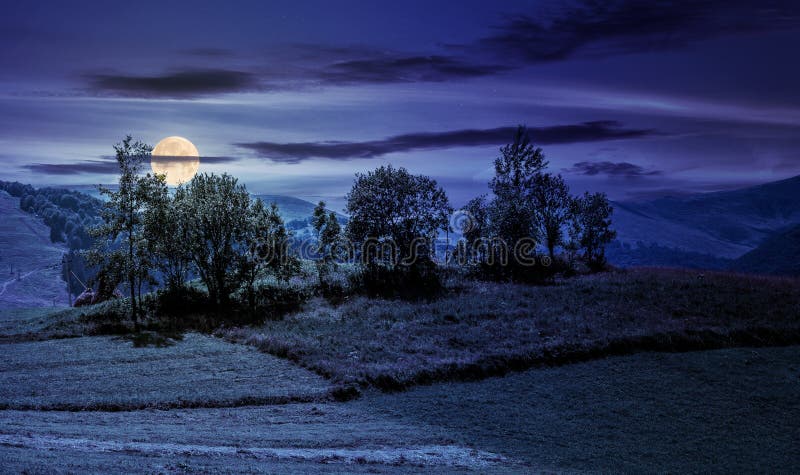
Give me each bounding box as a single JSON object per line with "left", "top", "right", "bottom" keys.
{"left": 0, "top": 191, "right": 68, "bottom": 308}
{"left": 361, "top": 345, "right": 800, "bottom": 473}
{"left": 220, "top": 268, "right": 800, "bottom": 390}
{"left": 0, "top": 333, "right": 334, "bottom": 410}
{"left": 0, "top": 346, "right": 797, "bottom": 473}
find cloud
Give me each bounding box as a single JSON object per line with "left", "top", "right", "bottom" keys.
{"left": 23, "top": 155, "right": 239, "bottom": 175}
{"left": 565, "top": 161, "right": 662, "bottom": 178}
{"left": 474, "top": 0, "right": 800, "bottom": 63}
{"left": 85, "top": 69, "right": 261, "bottom": 98}
{"left": 24, "top": 160, "right": 119, "bottom": 175}
{"left": 317, "top": 55, "right": 506, "bottom": 84}
{"left": 237, "top": 121, "right": 656, "bottom": 163}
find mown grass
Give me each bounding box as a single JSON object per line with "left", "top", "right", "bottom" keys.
{"left": 218, "top": 268, "right": 800, "bottom": 392}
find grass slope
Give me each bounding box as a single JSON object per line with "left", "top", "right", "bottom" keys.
{"left": 730, "top": 224, "right": 800, "bottom": 276}
{"left": 221, "top": 268, "right": 800, "bottom": 390}
{"left": 0, "top": 333, "right": 334, "bottom": 410}
{"left": 0, "top": 191, "right": 68, "bottom": 308}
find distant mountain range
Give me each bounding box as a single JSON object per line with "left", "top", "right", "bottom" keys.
{"left": 61, "top": 185, "right": 342, "bottom": 226}
{"left": 608, "top": 175, "right": 800, "bottom": 275}
{"left": 253, "top": 195, "right": 347, "bottom": 225}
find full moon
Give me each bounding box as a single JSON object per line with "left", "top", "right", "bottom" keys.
{"left": 151, "top": 136, "right": 200, "bottom": 186}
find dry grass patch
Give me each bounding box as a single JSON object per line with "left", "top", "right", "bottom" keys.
{"left": 219, "top": 268, "right": 800, "bottom": 391}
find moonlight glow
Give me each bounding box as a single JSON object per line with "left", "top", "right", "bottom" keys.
{"left": 151, "top": 136, "right": 200, "bottom": 186}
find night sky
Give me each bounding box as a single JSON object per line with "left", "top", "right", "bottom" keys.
{"left": 2, "top": 0, "right": 799, "bottom": 209}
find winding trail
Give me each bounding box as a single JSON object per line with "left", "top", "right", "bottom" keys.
{"left": 0, "top": 267, "right": 50, "bottom": 298}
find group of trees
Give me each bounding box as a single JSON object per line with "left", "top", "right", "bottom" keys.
{"left": 0, "top": 180, "right": 102, "bottom": 294}
{"left": 454, "top": 126, "right": 616, "bottom": 279}
{"left": 0, "top": 180, "right": 100, "bottom": 250}
{"left": 85, "top": 127, "right": 616, "bottom": 319}
{"left": 88, "top": 136, "right": 296, "bottom": 326}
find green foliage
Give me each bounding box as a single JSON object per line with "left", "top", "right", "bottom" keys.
{"left": 488, "top": 125, "right": 546, "bottom": 248}
{"left": 531, "top": 173, "right": 571, "bottom": 258}
{"left": 345, "top": 165, "right": 451, "bottom": 295}
{"left": 568, "top": 192, "right": 617, "bottom": 271}
{"left": 244, "top": 277, "right": 313, "bottom": 320}
{"left": 238, "top": 198, "right": 298, "bottom": 310}
{"left": 86, "top": 135, "right": 160, "bottom": 325}
{"left": 457, "top": 126, "right": 615, "bottom": 281}
{"left": 180, "top": 173, "right": 251, "bottom": 307}
{"left": 144, "top": 183, "right": 191, "bottom": 291}
{"left": 312, "top": 200, "right": 345, "bottom": 293}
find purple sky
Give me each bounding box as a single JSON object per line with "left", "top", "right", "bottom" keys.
{"left": 2, "top": 0, "right": 799, "bottom": 210}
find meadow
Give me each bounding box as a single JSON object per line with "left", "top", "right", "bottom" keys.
{"left": 218, "top": 268, "right": 800, "bottom": 391}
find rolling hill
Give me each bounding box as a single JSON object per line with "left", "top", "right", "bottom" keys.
{"left": 609, "top": 175, "right": 800, "bottom": 267}
{"left": 729, "top": 224, "right": 800, "bottom": 276}
{"left": 253, "top": 194, "right": 347, "bottom": 224}
{"left": 0, "top": 190, "right": 69, "bottom": 308}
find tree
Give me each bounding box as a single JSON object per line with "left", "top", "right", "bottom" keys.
{"left": 312, "top": 201, "right": 344, "bottom": 287}
{"left": 345, "top": 165, "right": 451, "bottom": 271}
{"left": 531, "top": 173, "right": 571, "bottom": 259}
{"left": 144, "top": 182, "right": 191, "bottom": 292}
{"left": 313, "top": 201, "right": 343, "bottom": 262}
{"left": 568, "top": 192, "right": 617, "bottom": 271}
{"left": 485, "top": 126, "right": 548, "bottom": 277}
{"left": 239, "top": 198, "right": 296, "bottom": 309}
{"left": 87, "top": 135, "right": 160, "bottom": 326}
{"left": 181, "top": 173, "right": 251, "bottom": 307}
{"left": 453, "top": 195, "right": 490, "bottom": 265}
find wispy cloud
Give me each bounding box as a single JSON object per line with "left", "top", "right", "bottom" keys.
{"left": 317, "top": 55, "right": 507, "bottom": 85}
{"left": 23, "top": 155, "right": 239, "bottom": 175}
{"left": 472, "top": 0, "right": 800, "bottom": 63}
{"left": 237, "top": 121, "right": 657, "bottom": 164}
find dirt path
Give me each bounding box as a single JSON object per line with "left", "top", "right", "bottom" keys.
{"left": 0, "top": 266, "right": 53, "bottom": 298}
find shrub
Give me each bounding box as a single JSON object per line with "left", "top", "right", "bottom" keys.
{"left": 245, "top": 277, "right": 313, "bottom": 320}
{"left": 349, "top": 261, "right": 443, "bottom": 300}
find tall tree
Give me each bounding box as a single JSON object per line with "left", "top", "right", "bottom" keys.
{"left": 88, "top": 135, "right": 161, "bottom": 326}
{"left": 455, "top": 195, "right": 490, "bottom": 264}
{"left": 568, "top": 192, "right": 617, "bottom": 271}
{"left": 531, "top": 173, "right": 571, "bottom": 259}
{"left": 144, "top": 183, "right": 191, "bottom": 291}
{"left": 487, "top": 126, "right": 547, "bottom": 275}
{"left": 312, "top": 201, "right": 343, "bottom": 286}
{"left": 312, "top": 201, "right": 343, "bottom": 263}
{"left": 239, "top": 198, "right": 296, "bottom": 310}
{"left": 345, "top": 165, "right": 451, "bottom": 271}
{"left": 181, "top": 173, "right": 251, "bottom": 307}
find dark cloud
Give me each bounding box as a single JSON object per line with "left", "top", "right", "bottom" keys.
{"left": 318, "top": 55, "right": 506, "bottom": 84}
{"left": 237, "top": 121, "right": 656, "bottom": 163}
{"left": 24, "top": 160, "right": 119, "bottom": 175}
{"left": 475, "top": 0, "right": 800, "bottom": 63}
{"left": 85, "top": 69, "right": 261, "bottom": 98}
{"left": 82, "top": 53, "right": 503, "bottom": 98}
{"left": 566, "top": 161, "right": 662, "bottom": 178}
{"left": 23, "top": 155, "right": 239, "bottom": 175}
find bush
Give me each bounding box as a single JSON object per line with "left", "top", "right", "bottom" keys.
{"left": 152, "top": 284, "right": 209, "bottom": 319}
{"left": 349, "top": 261, "right": 443, "bottom": 300}
{"left": 245, "top": 277, "right": 313, "bottom": 320}
{"left": 318, "top": 265, "right": 353, "bottom": 303}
